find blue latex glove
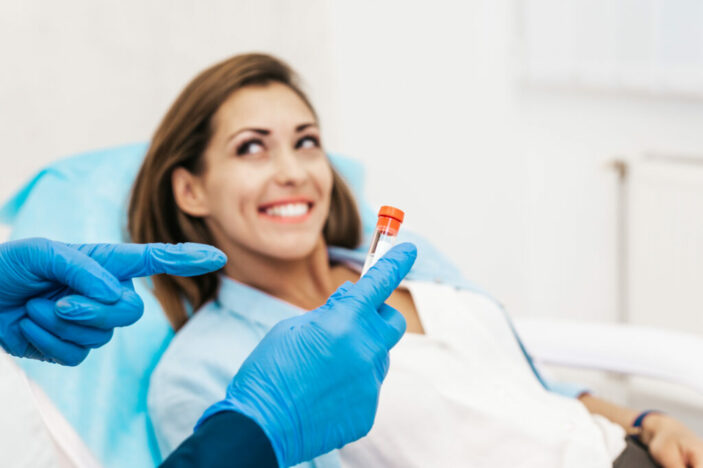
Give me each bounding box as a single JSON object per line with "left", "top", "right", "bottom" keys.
{"left": 196, "top": 242, "right": 417, "bottom": 467}
{"left": 0, "top": 238, "right": 226, "bottom": 365}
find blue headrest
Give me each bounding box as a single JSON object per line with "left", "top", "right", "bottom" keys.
{"left": 0, "top": 143, "right": 474, "bottom": 467}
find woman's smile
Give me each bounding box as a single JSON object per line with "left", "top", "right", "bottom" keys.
{"left": 257, "top": 197, "right": 315, "bottom": 224}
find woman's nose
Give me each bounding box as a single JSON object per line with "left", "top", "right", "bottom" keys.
{"left": 273, "top": 148, "right": 307, "bottom": 186}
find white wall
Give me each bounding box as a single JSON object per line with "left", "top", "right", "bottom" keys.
{"left": 519, "top": 91, "right": 703, "bottom": 324}
{"left": 330, "top": 0, "right": 534, "bottom": 316}
{"left": 3, "top": 0, "right": 703, "bottom": 331}
{"left": 330, "top": 0, "right": 703, "bottom": 329}
{"left": 0, "top": 0, "right": 340, "bottom": 201}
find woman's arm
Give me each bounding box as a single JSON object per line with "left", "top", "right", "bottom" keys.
{"left": 578, "top": 394, "right": 639, "bottom": 434}
{"left": 579, "top": 393, "right": 703, "bottom": 467}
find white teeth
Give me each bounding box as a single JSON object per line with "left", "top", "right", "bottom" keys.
{"left": 264, "top": 202, "right": 310, "bottom": 217}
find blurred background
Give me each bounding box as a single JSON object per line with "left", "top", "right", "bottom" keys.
{"left": 1, "top": 0, "right": 702, "bottom": 429}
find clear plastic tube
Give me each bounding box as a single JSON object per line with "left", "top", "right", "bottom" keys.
{"left": 361, "top": 206, "right": 405, "bottom": 276}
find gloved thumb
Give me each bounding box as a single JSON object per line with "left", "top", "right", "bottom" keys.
{"left": 26, "top": 240, "right": 123, "bottom": 303}
{"left": 351, "top": 242, "right": 417, "bottom": 309}
{"left": 70, "top": 242, "right": 227, "bottom": 281}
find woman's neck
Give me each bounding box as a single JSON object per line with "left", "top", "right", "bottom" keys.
{"left": 221, "top": 237, "right": 340, "bottom": 311}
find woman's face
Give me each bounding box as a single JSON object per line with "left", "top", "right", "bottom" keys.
{"left": 176, "top": 82, "right": 333, "bottom": 261}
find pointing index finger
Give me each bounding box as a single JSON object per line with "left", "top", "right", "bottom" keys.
{"left": 350, "top": 243, "right": 417, "bottom": 309}
{"left": 72, "top": 243, "right": 227, "bottom": 281}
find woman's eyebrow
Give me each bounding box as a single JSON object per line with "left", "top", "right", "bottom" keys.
{"left": 227, "top": 124, "right": 315, "bottom": 143}
{"left": 295, "top": 123, "right": 317, "bottom": 132}
{"left": 226, "top": 128, "right": 270, "bottom": 144}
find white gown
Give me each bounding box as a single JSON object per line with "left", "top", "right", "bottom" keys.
{"left": 339, "top": 281, "right": 626, "bottom": 468}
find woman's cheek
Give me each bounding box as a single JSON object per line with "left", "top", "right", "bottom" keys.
{"left": 217, "top": 166, "right": 259, "bottom": 204}
{"left": 316, "top": 159, "right": 334, "bottom": 196}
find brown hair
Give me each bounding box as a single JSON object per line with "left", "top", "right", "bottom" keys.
{"left": 128, "top": 53, "right": 361, "bottom": 329}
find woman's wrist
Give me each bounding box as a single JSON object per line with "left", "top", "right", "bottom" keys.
{"left": 638, "top": 411, "right": 666, "bottom": 446}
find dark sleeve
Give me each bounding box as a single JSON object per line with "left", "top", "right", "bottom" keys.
{"left": 160, "top": 411, "right": 278, "bottom": 468}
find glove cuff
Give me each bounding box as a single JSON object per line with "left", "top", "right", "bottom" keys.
{"left": 196, "top": 396, "right": 289, "bottom": 467}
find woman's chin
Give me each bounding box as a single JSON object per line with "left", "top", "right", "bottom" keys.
{"left": 259, "top": 237, "right": 322, "bottom": 261}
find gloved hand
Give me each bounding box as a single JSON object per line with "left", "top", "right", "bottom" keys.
{"left": 196, "top": 242, "right": 417, "bottom": 467}
{"left": 0, "top": 238, "right": 226, "bottom": 365}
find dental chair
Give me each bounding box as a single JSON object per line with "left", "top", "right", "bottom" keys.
{"left": 1, "top": 144, "right": 702, "bottom": 468}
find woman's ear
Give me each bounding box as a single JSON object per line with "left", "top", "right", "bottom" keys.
{"left": 172, "top": 167, "right": 211, "bottom": 217}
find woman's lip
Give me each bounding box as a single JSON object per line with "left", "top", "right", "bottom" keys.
{"left": 257, "top": 197, "right": 314, "bottom": 210}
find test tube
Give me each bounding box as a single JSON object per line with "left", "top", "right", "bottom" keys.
{"left": 361, "top": 205, "right": 405, "bottom": 276}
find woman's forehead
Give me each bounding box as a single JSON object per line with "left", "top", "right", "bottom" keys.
{"left": 213, "top": 83, "right": 316, "bottom": 133}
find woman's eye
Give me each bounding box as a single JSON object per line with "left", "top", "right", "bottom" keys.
{"left": 237, "top": 140, "right": 265, "bottom": 156}
{"left": 296, "top": 135, "right": 320, "bottom": 150}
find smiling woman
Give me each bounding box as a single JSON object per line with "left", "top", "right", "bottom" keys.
{"left": 170, "top": 82, "right": 334, "bottom": 265}
{"left": 128, "top": 54, "right": 360, "bottom": 329}
{"left": 129, "top": 53, "right": 703, "bottom": 468}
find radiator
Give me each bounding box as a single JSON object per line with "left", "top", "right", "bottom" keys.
{"left": 623, "top": 155, "right": 703, "bottom": 335}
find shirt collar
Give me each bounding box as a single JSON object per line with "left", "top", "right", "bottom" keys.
{"left": 213, "top": 248, "right": 368, "bottom": 329}
{"left": 215, "top": 275, "right": 304, "bottom": 329}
